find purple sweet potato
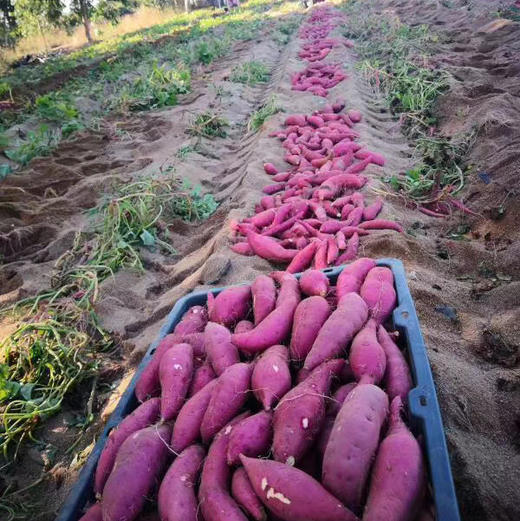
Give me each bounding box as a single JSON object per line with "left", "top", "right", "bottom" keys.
{"left": 289, "top": 296, "right": 330, "bottom": 362}
{"left": 316, "top": 383, "right": 357, "bottom": 456}
{"left": 94, "top": 398, "right": 161, "bottom": 495}
{"left": 102, "top": 424, "right": 172, "bottom": 521}
{"left": 235, "top": 320, "right": 255, "bottom": 334}
{"left": 286, "top": 241, "right": 318, "bottom": 274}
{"left": 201, "top": 363, "right": 253, "bottom": 443}
{"left": 363, "top": 397, "right": 426, "bottom": 521}
{"left": 240, "top": 456, "right": 358, "bottom": 521}
{"left": 227, "top": 411, "right": 273, "bottom": 465}
{"left": 304, "top": 292, "right": 368, "bottom": 371}
{"left": 158, "top": 444, "right": 205, "bottom": 521}
{"left": 336, "top": 258, "right": 376, "bottom": 302}
{"left": 363, "top": 197, "right": 383, "bottom": 221}
{"left": 159, "top": 343, "right": 193, "bottom": 421}
{"left": 252, "top": 345, "right": 291, "bottom": 410}
{"left": 207, "top": 286, "right": 252, "bottom": 328}
{"left": 171, "top": 379, "right": 217, "bottom": 453}
{"left": 252, "top": 275, "right": 277, "bottom": 325}
{"left": 322, "top": 383, "right": 389, "bottom": 513}
{"left": 272, "top": 359, "right": 343, "bottom": 464}
{"left": 299, "top": 269, "right": 330, "bottom": 297}
{"left": 79, "top": 503, "right": 102, "bottom": 521}
{"left": 232, "top": 274, "right": 300, "bottom": 354}
{"left": 174, "top": 306, "right": 208, "bottom": 336}
{"left": 360, "top": 267, "right": 397, "bottom": 325}
{"left": 378, "top": 326, "right": 412, "bottom": 403}
{"left": 205, "top": 322, "right": 240, "bottom": 376}
{"left": 349, "top": 319, "right": 386, "bottom": 385}
{"left": 199, "top": 416, "right": 250, "bottom": 521}
{"left": 135, "top": 334, "right": 181, "bottom": 402}
{"left": 247, "top": 231, "right": 298, "bottom": 263}
{"left": 188, "top": 361, "right": 216, "bottom": 397}
{"left": 231, "top": 467, "right": 266, "bottom": 521}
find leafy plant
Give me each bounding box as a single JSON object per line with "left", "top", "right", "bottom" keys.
{"left": 230, "top": 61, "right": 270, "bottom": 86}
{"left": 248, "top": 96, "right": 283, "bottom": 132}
{"left": 169, "top": 180, "right": 218, "bottom": 221}
{"left": 5, "top": 126, "right": 58, "bottom": 166}
{"left": 176, "top": 144, "right": 195, "bottom": 159}
{"left": 35, "top": 94, "right": 78, "bottom": 122}
{"left": 188, "top": 111, "right": 228, "bottom": 138}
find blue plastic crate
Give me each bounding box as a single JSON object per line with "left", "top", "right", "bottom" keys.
{"left": 56, "top": 258, "right": 460, "bottom": 521}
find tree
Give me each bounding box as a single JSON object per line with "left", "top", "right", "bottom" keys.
{"left": 0, "top": 0, "right": 16, "bottom": 46}
{"left": 13, "top": 0, "right": 63, "bottom": 50}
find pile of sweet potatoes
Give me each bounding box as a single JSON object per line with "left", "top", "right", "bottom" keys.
{"left": 81, "top": 260, "right": 428, "bottom": 521}
{"left": 230, "top": 106, "right": 402, "bottom": 268}
{"left": 229, "top": 7, "right": 402, "bottom": 270}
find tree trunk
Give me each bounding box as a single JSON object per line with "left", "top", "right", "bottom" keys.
{"left": 80, "top": 0, "right": 93, "bottom": 44}
{"left": 184, "top": 0, "right": 190, "bottom": 13}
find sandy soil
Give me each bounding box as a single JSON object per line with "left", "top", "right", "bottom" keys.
{"left": 0, "top": 2, "right": 519, "bottom": 520}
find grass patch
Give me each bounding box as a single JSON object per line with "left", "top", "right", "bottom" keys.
{"left": 188, "top": 111, "right": 229, "bottom": 139}
{"left": 230, "top": 61, "right": 270, "bottom": 86}
{"left": 342, "top": 0, "right": 472, "bottom": 207}
{"left": 170, "top": 180, "right": 219, "bottom": 221}
{"left": 248, "top": 95, "right": 283, "bottom": 132}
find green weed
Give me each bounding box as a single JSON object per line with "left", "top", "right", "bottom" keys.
{"left": 169, "top": 180, "right": 219, "bottom": 221}
{"left": 34, "top": 94, "right": 78, "bottom": 122}
{"left": 230, "top": 61, "right": 270, "bottom": 86}
{"left": 176, "top": 144, "right": 195, "bottom": 159}
{"left": 4, "top": 126, "right": 58, "bottom": 166}
{"left": 248, "top": 96, "right": 283, "bottom": 132}
{"left": 188, "top": 111, "right": 228, "bottom": 139}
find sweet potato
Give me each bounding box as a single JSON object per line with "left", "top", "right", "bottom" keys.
{"left": 171, "top": 379, "right": 217, "bottom": 453}
{"left": 174, "top": 306, "right": 208, "bottom": 336}
{"left": 232, "top": 274, "right": 300, "bottom": 354}
{"left": 199, "top": 416, "right": 250, "bottom": 521}
{"left": 304, "top": 292, "right": 368, "bottom": 371}
{"left": 231, "top": 242, "right": 254, "bottom": 256}
{"left": 240, "top": 456, "right": 358, "bottom": 521}
{"left": 247, "top": 231, "right": 298, "bottom": 263}
{"left": 79, "top": 503, "right": 102, "bottom": 521}
{"left": 231, "top": 467, "right": 266, "bottom": 521}
{"left": 363, "top": 197, "right": 383, "bottom": 221}
{"left": 335, "top": 232, "right": 359, "bottom": 266}
{"left": 378, "top": 326, "right": 412, "bottom": 402}
{"left": 322, "top": 384, "right": 389, "bottom": 513}
{"left": 289, "top": 296, "right": 330, "bottom": 362}
{"left": 227, "top": 410, "right": 273, "bottom": 465}
{"left": 264, "top": 163, "right": 279, "bottom": 175}
{"left": 360, "top": 267, "right": 397, "bottom": 325}
{"left": 332, "top": 255, "right": 369, "bottom": 292}
{"left": 314, "top": 240, "right": 328, "bottom": 270}
{"left": 207, "top": 286, "right": 251, "bottom": 328}
{"left": 252, "top": 275, "right": 277, "bottom": 325}
{"left": 252, "top": 345, "right": 291, "bottom": 410}
{"left": 188, "top": 361, "right": 216, "bottom": 397}
{"left": 286, "top": 241, "right": 318, "bottom": 274}
{"left": 159, "top": 343, "right": 193, "bottom": 421}
{"left": 299, "top": 269, "right": 329, "bottom": 297}
{"left": 347, "top": 110, "right": 362, "bottom": 123}
{"left": 158, "top": 444, "right": 205, "bottom": 521}
{"left": 102, "top": 424, "right": 172, "bottom": 521}
{"left": 205, "top": 322, "right": 240, "bottom": 376}
{"left": 363, "top": 397, "right": 426, "bottom": 521}
{"left": 94, "top": 398, "right": 161, "bottom": 495}
{"left": 272, "top": 359, "right": 343, "bottom": 464}
{"left": 235, "top": 320, "right": 254, "bottom": 334}
{"left": 316, "top": 383, "right": 356, "bottom": 457}
{"left": 135, "top": 334, "right": 183, "bottom": 402}
{"left": 201, "top": 363, "right": 253, "bottom": 443}
{"left": 358, "top": 219, "right": 403, "bottom": 233}
{"left": 349, "top": 319, "right": 386, "bottom": 385}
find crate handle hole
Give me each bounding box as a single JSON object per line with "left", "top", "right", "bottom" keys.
{"left": 323, "top": 268, "right": 334, "bottom": 273}
{"left": 401, "top": 311, "right": 409, "bottom": 319}
{"left": 420, "top": 395, "right": 427, "bottom": 406}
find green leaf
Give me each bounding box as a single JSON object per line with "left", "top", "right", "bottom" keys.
{"left": 140, "top": 230, "right": 155, "bottom": 247}
{"left": 0, "top": 163, "right": 12, "bottom": 180}
{"left": 20, "top": 383, "right": 36, "bottom": 401}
